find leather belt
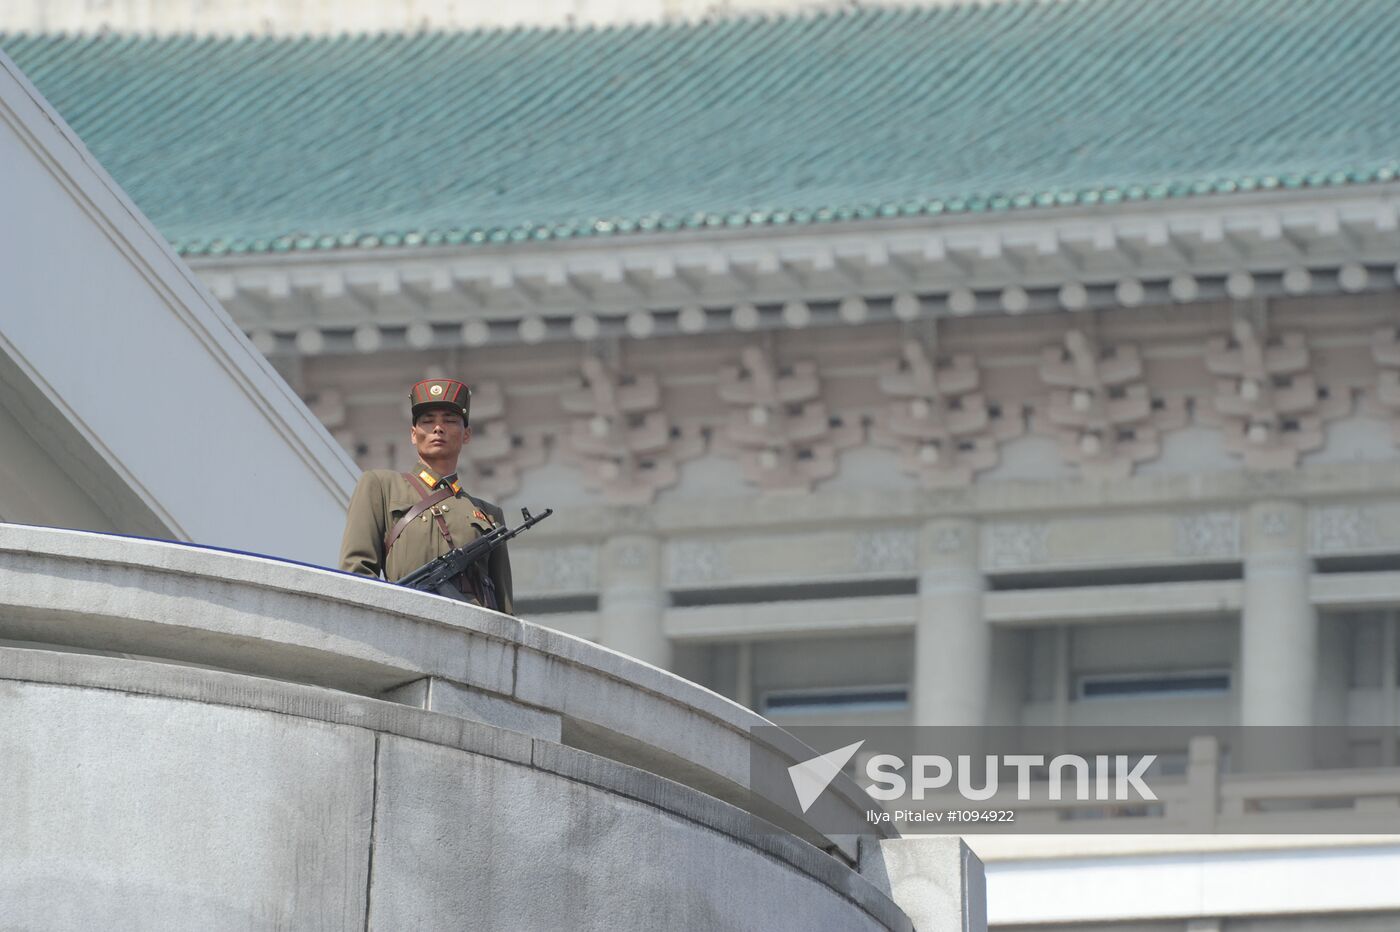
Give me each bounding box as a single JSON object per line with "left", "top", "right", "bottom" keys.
{"left": 383, "top": 475, "right": 456, "bottom": 555}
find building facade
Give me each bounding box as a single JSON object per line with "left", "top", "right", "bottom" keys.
{"left": 0, "top": 45, "right": 973, "bottom": 932}
{"left": 6, "top": 1, "right": 1400, "bottom": 925}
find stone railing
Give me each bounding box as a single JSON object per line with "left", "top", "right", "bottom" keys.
{"left": 0, "top": 523, "right": 960, "bottom": 931}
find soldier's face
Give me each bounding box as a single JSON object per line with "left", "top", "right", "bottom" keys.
{"left": 411, "top": 408, "right": 469, "bottom": 463}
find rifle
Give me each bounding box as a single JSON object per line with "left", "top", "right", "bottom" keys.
{"left": 397, "top": 506, "right": 553, "bottom": 593}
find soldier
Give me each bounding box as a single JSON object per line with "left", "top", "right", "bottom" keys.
{"left": 339, "top": 378, "right": 513, "bottom": 614}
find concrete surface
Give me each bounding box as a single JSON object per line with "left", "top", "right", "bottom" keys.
{"left": 371, "top": 734, "right": 908, "bottom": 931}
{"left": 883, "top": 838, "right": 988, "bottom": 932}
{"left": 0, "top": 522, "right": 889, "bottom": 860}
{"left": 0, "top": 644, "right": 917, "bottom": 931}
{"left": 383, "top": 675, "right": 563, "bottom": 742}
{"left": 0, "top": 678, "right": 373, "bottom": 930}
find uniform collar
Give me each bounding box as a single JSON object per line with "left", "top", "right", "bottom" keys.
{"left": 413, "top": 462, "right": 462, "bottom": 495}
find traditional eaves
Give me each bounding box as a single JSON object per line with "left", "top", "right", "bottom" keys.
{"left": 3, "top": 0, "right": 1399, "bottom": 257}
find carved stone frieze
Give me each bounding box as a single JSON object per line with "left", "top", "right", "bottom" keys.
{"left": 1367, "top": 327, "right": 1400, "bottom": 443}
{"left": 612, "top": 538, "right": 653, "bottom": 570}
{"left": 870, "top": 342, "right": 1023, "bottom": 487}
{"left": 1174, "top": 511, "right": 1241, "bottom": 560}
{"left": 522, "top": 544, "right": 599, "bottom": 593}
{"left": 307, "top": 387, "right": 347, "bottom": 430}
{"left": 666, "top": 539, "right": 730, "bottom": 587}
{"left": 559, "top": 356, "right": 703, "bottom": 504}
{"left": 983, "top": 521, "right": 1050, "bottom": 570}
{"left": 307, "top": 387, "right": 363, "bottom": 464}
{"left": 1310, "top": 505, "right": 1375, "bottom": 554}
{"left": 713, "top": 346, "right": 862, "bottom": 491}
{"left": 930, "top": 524, "right": 969, "bottom": 555}
{"left": 1255, "top": 504, "right": 1296, "bottom": 540}
{"left": 348, "top": 437, "right": 405, "bottom": 472}
{"left": 1199, "top": 320, "right": 1350, "bottom": 469}
{"left": 291, "top": 286, "right": 1392, "bottom": 500}
{"left": 455, "top": 380, "right": 547, "bottom": 501}
{"left": 853, "top": 528, "right": 919, "bottom": 574}
{"left": 1035, "top": 330, "right": 1186, "bottom": 480}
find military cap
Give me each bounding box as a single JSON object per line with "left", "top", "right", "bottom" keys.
{"left": 410, "top": 378, "right": 471, "bottom": 424}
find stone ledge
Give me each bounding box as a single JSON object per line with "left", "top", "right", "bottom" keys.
{"left": 0, "top": 645, "right": 907, "bottom": 931}
{"left": 533, "top": 740, "right": 912, "bottom": 932}
{"left": 0, "top": 645, "right": 535, "bottom": 768}
{"left": 0, "top": 522, "right": 889, "bottom": 851}
{"left": 1, "top": 522, "right": 770, "bottom": 733}
{"left": 384, "top": 675, "right": 563, "bottom": 743}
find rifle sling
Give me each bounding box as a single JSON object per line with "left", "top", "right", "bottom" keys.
{"left": 397, "top": 473, "right": 494, "bottom": 609}
{"left": 383, "top": 475, "right": 456, "bottom": 555}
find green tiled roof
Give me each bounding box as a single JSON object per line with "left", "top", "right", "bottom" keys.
{"left": 4, "top": 0, "right": 1400, "bottom": 256}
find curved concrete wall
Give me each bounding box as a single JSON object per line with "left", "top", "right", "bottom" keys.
{"left": 0, "top": 523, "right": 910, "bottom": 931}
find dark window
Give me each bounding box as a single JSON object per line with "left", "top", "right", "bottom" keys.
{"left": 1078, "top": 670, "right": 1231, "bottom": 700}
{"left": 761, "top": 686, "right": 909, "bottom": 715}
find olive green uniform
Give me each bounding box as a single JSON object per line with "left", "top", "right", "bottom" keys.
{"left": 338, "top": 462, "right": 514, "bottom": 614}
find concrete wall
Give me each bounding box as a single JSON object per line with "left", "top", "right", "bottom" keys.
{"left": 0, "top": 523, "right": 923, "bottom": 931}
{"left": 0, "top": 661, "right": 907, "bottom": 930}
{"left": 0, "top": 678, "right": 374, "bottom": 929}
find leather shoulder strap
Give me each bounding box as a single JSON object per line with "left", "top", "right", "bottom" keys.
{"left": 383, "top": 473, "right": 456, "bottom": 555}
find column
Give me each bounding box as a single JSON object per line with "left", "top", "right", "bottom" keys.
{"left": 1240, "top": 500, "right": 1316, "bottom": 727}
{"left": 596, "top": 533, "right": 671, "bottom": 670}
{"left": 734, "top": 641, "right": 754, "bottom": 710}
{"left": 1383, "top": 612, "right": 1398, "bottom": 766}
{"left": 1183, "top": 735, "right": 1221, "bottom": 832}
{"left": 913, "top": 517, "right": 989, "bottom": 726}
{"left": 1051, "top": 625, "right": 1071, "bottom": 728}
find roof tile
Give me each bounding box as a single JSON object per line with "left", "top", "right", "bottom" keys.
{"left": 3, "top": 0, "right": 1400, "bottom": 255}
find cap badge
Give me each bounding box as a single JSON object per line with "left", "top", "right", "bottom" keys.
{"left": 430, "top": 384, "right": 444, "bottom": 396}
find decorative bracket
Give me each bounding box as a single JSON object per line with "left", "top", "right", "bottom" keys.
{"left": 559, "top": 356, "right": 702, "bottom": 503}
{"left": 871, "top": 341, "right": 1022, "bottom": 486}
{"left": 715, "top": 346, "right": 861, "bottom": 491}
{"left": 1036, "top": 329, "right": 1186, "bottom": 479}
{"left": 1200, "top": 319, "right": 1349, "bottom": 469}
